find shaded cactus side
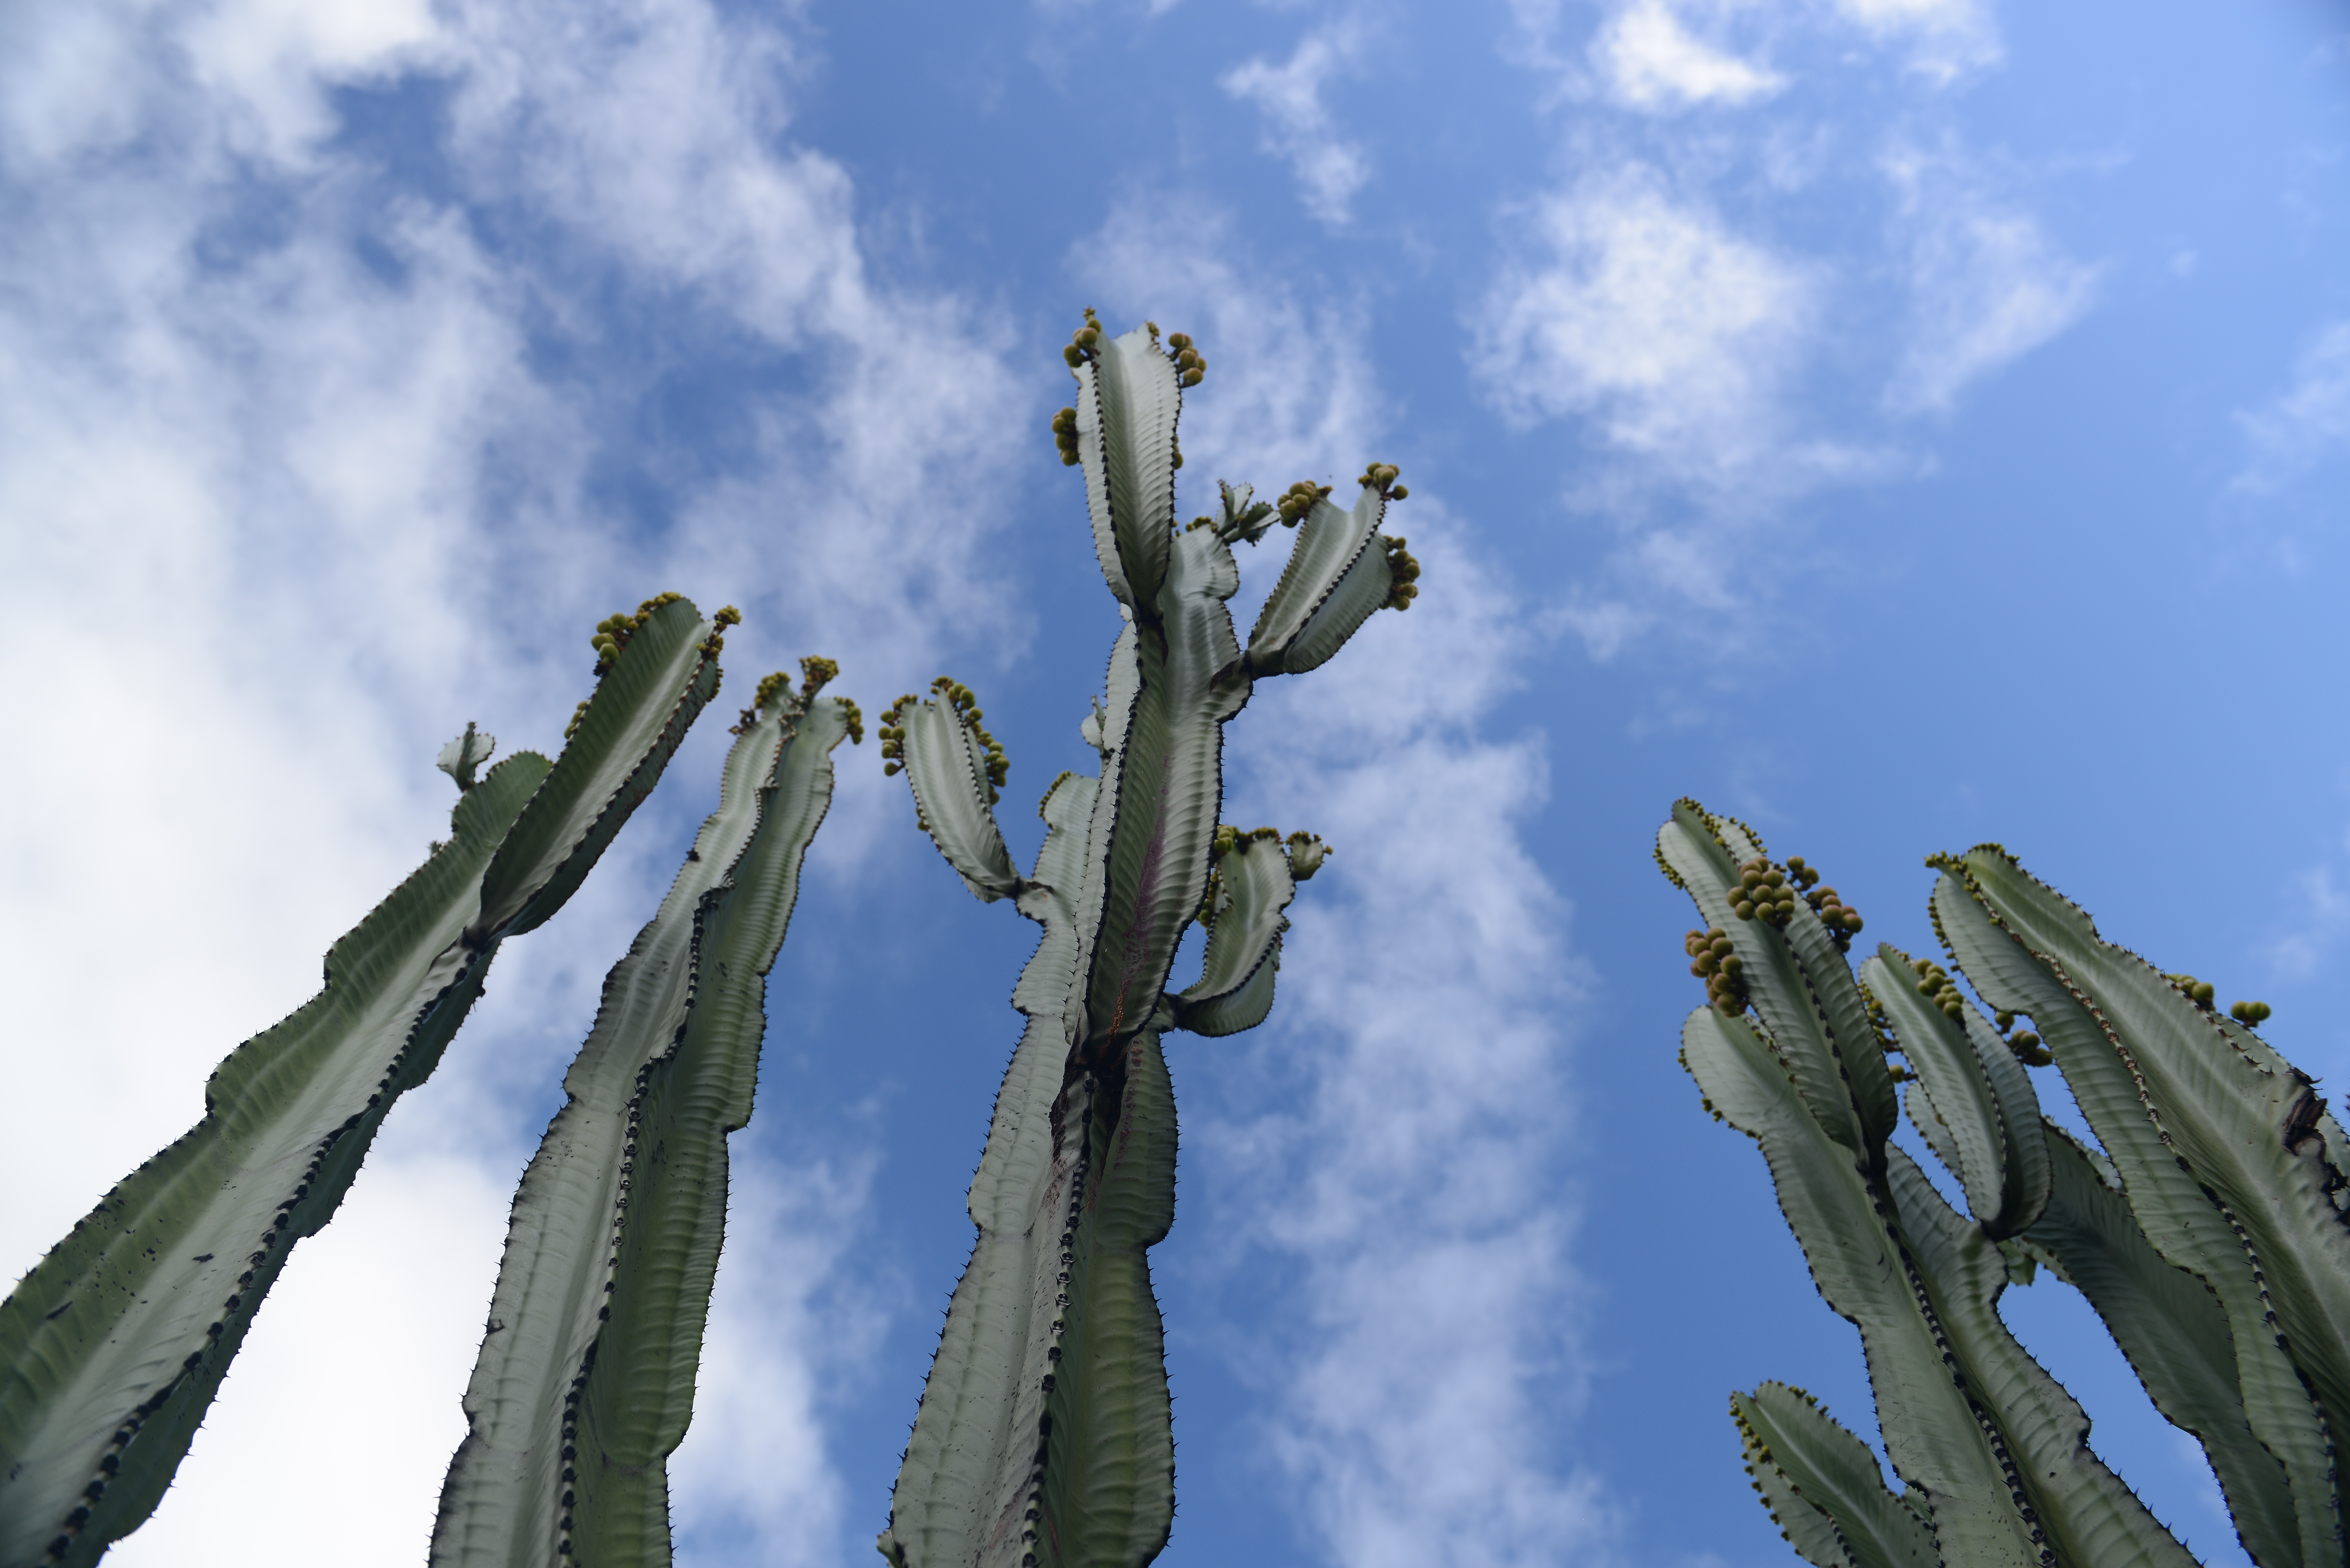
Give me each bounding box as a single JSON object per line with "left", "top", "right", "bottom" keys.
{"left": 1659, "top": 797, "right": 2343, "bottom": 1568}
{"left": 874, "top": 315, "right": 1415, "bottom": 1568}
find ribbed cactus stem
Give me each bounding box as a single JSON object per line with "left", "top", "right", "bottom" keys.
{"left": 877, "top": 317, "right": 1416, "bottom": 1568}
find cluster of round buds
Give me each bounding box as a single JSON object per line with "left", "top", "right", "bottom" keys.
{"left": 1356, "top": 462, "right": 1408, "bottom": 501}
{"left": 564, "top": 697, "right": 592, "bottom": 741}
{"left": 2165, "top": 973, "right": 2219, "bottom": 1009}
{"left": 1730, "top": 857, "right": 1801, "bottom": 925}
{"left": 1275, "top": 480, "right": 1331, "bottom": 526}
{"left": 697, "top": 603, "right": 741, "bottom": 657}
{"left": 1911, "top": 956, "right": 1965, "bottom": 1020}
{"left": 1797, "top": 867, "right": 1862, "bottom": 946}
{"left": 1990, "top": 1009, "right": 2050, "bottom": 1066}
{"left": 934, "top": 676, "right": 1008, "bottom": 801}
{"left": 1062, "top": 308, "right": 1104, "bottom": 368}
{"left": 1686, "top": 926, "right": 1747, "bottom": 1014}
{"left": 2231, "top": 999, "right": 2273, "bottom": 1026}
{"left": 1167, "top": 331, "right": 1205, "bottom": 387}
{"left": 877, "top": 693, "right": 915, "bottom": 777}
{"left": 1050, "top": 406, "right": 1081, "bottom": 467}
{"left": 1381, "top": 535, "right": 1421, "bottom": 611}
{"left": 588, "top": 590, "right": 688, "bottom": 675}
{"left": 732, "top": 670, "right": 793, "bottom": 735}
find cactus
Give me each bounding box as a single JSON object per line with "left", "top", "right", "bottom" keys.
{"left": 0, "top": 597, "right": 730, "bottom": 1568}
{"left": 1660, "top": 798, "right": 2350, "bottom": 1567}
{"left": 432, "top": 659, "right": 857, "bottom": 1568}
{"left": 873, "top": 316, "right": 1413, "bottom": 1568}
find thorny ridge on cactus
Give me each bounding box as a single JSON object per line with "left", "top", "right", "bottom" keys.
{"left": 874, "top": 313, "right": 1416, "bottom": 1568}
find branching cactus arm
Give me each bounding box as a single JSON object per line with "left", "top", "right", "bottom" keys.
{"left": 0, "top": 597, "right": 727, "bottom": 1568}
{"left": 881, "top": 316, "right": 1412, "bottom": 1568}
{"left": 2021, "top": 1122, "right": 2300, "bottom": 1567}
{"left": 1732, "top": 1383, "right": 1934, "bottom": 1568}
{"left": 1936, "top": 865, "right": 2340, "bottom": 1561}
{"left": 433, "top": 663, "right": 854, "bottom": 1568}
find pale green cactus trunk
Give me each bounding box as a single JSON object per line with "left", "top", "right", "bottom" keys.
{"left": 432, "top": 664, "right": 858, "bottom": 1568}
{"left": 875, "top": 317, "right": 1417, "bottom": 1568}
{"left": 0, "top": 599, "right": 730, "bottom": 1568}
{"left": 1661, "top": 798, "right": 2350, "bottom": 1568}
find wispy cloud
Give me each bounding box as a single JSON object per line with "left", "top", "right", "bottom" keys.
{"left": 1077, "top": 198, "right": 1609, "bottom": 1567}
{"left": 1828, "top": 0, "right": 2001, "bottom": 81}
{"left": 1590, "top": 0, "right": 1785, "bottom": 111}
{"left": 1221, "top": 21, "right": 1373, "bottom": 226}
{"left": 1474, "top": 164, "right": 1816, "bottom": 489}
{"left": 2233, "top": 320, "right": 2350, "bottom": 494}
{"left": 1882, "top": 146, "right": 2101, "bottom": 414}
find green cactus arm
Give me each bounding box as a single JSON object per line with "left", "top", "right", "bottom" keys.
{"left": 1074, "top": 327, "right": 1180, "bottom": 615}
{"left": 1243, "top": 485, "right": 1386, "bottom": 678}
{"left": 474, "top": 597, "right": 723, "bottom": 939}
{"left": 0, "top": 611, "right": 720, "bottom": 1568}
{"left": 1678, "top": 1007, "right": 2036, "bottom": 1563}
{"left": 1166, "top": 831, "right": 1295, "bottom": 1037}
{"left": 1864, "top": 947, "right": 2049, "bottom": 1239}
{"left": 1027, "top": 1037, "right": 1178, "bottom": 1568}
{"left": 432, "top": 686, "right": 847, "bottom": 1568}
{"left": 1886, "top": 1146, "right": 2200, "bottom": 1567}
{"left": 2022, "top": 1121, "right": 2301, "bottom": 1568}
{"left": 899, "top": 696, "right": 1023, "bottom": 902}
{"left": 1901, "top": 1080, "right": 1970, "bottom": 1192}
{"left": 1732, "top": 1383, "right": 1934, "bottom": 1568}
{"left": 883, "top": 757, "right": 1107, "bottom": 1567}
{"left": 1935, "top": 868, "right": 2346, "bottom": 1565}
{"left": 1658, "top": 805, "right": 1891, "bottom": 1157}
{"left": 1073, "top": 529, "right": 1248, "bottom": 1067}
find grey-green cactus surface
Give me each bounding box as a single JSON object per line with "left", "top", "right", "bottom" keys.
{"left": 875, "top": 316, "right": 1412, "bottom": 1568}
{"left": 0, "top": 597, "right": 727, "bottom": 1568}
{"left": 431, "top": 660, "right": 857, "bottom": 1568}
{"left": 1662, "top": 799, "right": 2349, "bottom": 1568}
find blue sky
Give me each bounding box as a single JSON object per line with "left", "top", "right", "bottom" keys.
{"left": 3, "top": 1, "right": 2348, "bottom": 1565}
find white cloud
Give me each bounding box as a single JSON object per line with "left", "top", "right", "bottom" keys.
{"left": 1474, "top": 165, "right": 1815, "bottom": 490}
{"left": 2233, "top": 320, "right": 2350, "bottom": 494}
{"left": 0, "top": 0, "right": 1025, "bottom": 1562}
{"left": 1828, "top": 0, "right": 2000, "bottom": 81}
{"left": 1221, "top": 23, "right": 1373, "bottom": 227}
{"left": 1078, "top": 199, "right": 1610, "bottom": 1566}
{"left": 1591, "top": 0, "right": 1785, "bottom": 111}
{"left": 1882, "top": 149, "right": 2101, "bottom": 414}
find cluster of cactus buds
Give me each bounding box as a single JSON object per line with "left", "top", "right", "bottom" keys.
{"left": 1382, "top": 535, "right": 1421, "bottom": 611}
{"left": 696, "top": 604, "right": 742, "bottom": 657}
{"left": 732, "top": 671, "right": 791, "bottom": 735}
{"left": 1275, "top": 480, "right": 1331, "bottom": 526}
{"left": 1061, "top": 308, "right": 1104, "bottom": 368}
{"left": 1051, "top": 406, "right": 1080, "bottom": 466}
{"left": 877, "top": 699, "right": 912, "bottom": 777}
{"left": 1355, "top": 462, "right": 1408, "bottom": 501}
{"left": 1988, "top": 1009, "right": 2051, "bottom": 1066}
{"left": 1167, "top": 331, "right": 1206, "bottom": 388}
{"left": 1686, "top": 926, "right": 1748, "bottom": 1014}
{"left": 1798, "top": 869, "right": 1863, "bottom": 946}
{"left": 1731, "top": 857, "right": 1800, "bottom": 926}
{"left": 2231, "top": 999, "right": 2273, "bottom": 1026}
{"left": 2164, "top": 973, "right": 2221, "bottom": 1009}
{"left": 588, "top": 591, "right": 689, "bottom": 675}
{"left": 1911, "top": 956, "right": 1964, "bottom": 1019}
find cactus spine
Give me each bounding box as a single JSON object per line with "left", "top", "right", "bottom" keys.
{"left": 1660, "top": 798, "right": 2344, "bottom": 1567}
{"left": 433, "top": 660, "right": 858, "bottom": 1568}
{"left": 0, "top": 598, "right": 731, "bottom": 1568}
{"left": 875, "top": 317, "right": 1415, "bottom": 1568}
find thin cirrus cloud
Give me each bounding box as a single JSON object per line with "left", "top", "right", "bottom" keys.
{"left": 1075, "top": 200, "right": 1610, "bottom": 1566}
{"left": 2232, "top": 320, "right": 2350, "bottom": 495}
{"left": 0, "top": 0, "right": 1024, "bottom": 1564}
{"left": 1220, "top": 21, "right": 1373, "bottom": 227}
